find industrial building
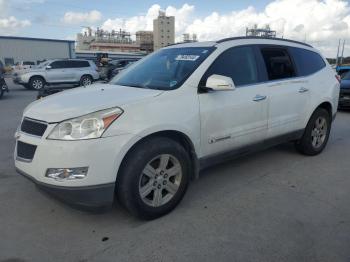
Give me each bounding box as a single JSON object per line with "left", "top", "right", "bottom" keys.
{"left": 0, "top": 36, "right": 75, "bottom": 66}
{"left": 76, "top": 28, "right": 142, "bottom": 53}
{"left": 153, "top": 11, "right": 175, "bottom": 51}
{"left": 136, "top": 31, "right": 154, "bottom": 53}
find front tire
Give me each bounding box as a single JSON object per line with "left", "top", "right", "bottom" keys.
{"left": 117, "top": 137, "right": 191, "bottom": 220}
{"left": 29, "top": 76, "right": 45, "bottom": 90}
{"left": 295, "top": 108, "right": 331, "bottom": 156}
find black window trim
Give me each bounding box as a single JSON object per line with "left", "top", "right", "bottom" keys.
{"left": 198, "top": 44, "right": 266, "bottom": 92}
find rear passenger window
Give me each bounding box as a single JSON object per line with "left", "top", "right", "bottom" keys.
{"left": 202, "top": 46, "right": 258, "bottom": 87}
{"left": 290, "top": 47, "right": 326, "bottom": 76}
{"left": 260, "top": 48, "right": 296, "bottom": 80}
{"left": 74, "top": 61, "right": 90, "bottom": 68}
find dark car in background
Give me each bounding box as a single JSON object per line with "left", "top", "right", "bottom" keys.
{"left": 339, "top": 70, "right": 350, "bottom": 108}
{"left": 106, "top": 58, "right": 140, "bottom": 80}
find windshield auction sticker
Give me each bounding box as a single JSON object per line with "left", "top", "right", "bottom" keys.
{"left": 175, "top": 55, "right": 200, "bottom": 61}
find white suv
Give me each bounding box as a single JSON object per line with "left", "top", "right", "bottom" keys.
{"left": 14, "top": 37, "right": 339, "bottom": 219}
{"left": 13, "top": 59, "right": 100, "bottom": 90}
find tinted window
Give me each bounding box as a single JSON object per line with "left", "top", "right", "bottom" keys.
{"left": 261, "top": 48, "right": 296, "bottom": 80}
{"left": 201, "top": 46, "right": 258, "bottom": 87}
{"left": 342, "top": 71, "right": 350, "bottom": 80}
{"left": 71, "top": 60, "right": 90, "bottom": 68}
{"left": 23, "top": 61, "right": 35, "bottom": 65}
{"left": 50, "top": 61, "right": 67, "bottom": 69}
{"left": 290, "top": 47, "right": 326, "bottom": 76}
{"left": 339, "top": 69, "right": 350, "bottom": 79}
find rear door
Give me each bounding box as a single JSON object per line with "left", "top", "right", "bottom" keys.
{"left": 259, "top": 46, "right": 310, "bottom": 138}
{"left": 198, "top": 45, "right": 269, "bottom": 157}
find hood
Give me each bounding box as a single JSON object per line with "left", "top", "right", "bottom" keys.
{"left": 340, "top": 79, "right": 350, "bottom": 89}
{"left": 24, "top": 84, "right": 163, "bottom": 122}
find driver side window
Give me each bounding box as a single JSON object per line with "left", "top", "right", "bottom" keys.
{"left": 201, "top": 46, "right": 259, "bottom": 87}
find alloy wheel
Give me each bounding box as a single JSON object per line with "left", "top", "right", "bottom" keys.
{"left": 82, "top": 77, "right": 92, "bottom": 86}
{"left": 138, "top": 154, "right": 182, "bottom": 207}
{"left": 311, "top": 116, "right": 328, "bottom": 149}
{"left": 32, "top": 79, "right": 43, "bottom": 90}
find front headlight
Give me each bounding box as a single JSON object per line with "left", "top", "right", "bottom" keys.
{"left": 47, "top": 107, "right": 123, "bottom": 140}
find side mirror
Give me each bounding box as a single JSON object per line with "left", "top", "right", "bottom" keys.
{"left": 46, "top": 65, "right": 52, "bottom": 70}
{"left": 206, "top": 74, "right": 235, "bottom": 91}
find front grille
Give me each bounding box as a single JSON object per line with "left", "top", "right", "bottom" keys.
{"left": 17, "top": 141, "right": 37, "bottom": 161}
{"left": 21, "top": 118, "right": 47, "bottom": 137}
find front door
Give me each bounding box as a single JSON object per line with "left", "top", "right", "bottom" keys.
{"left": 198, "top": 46, "right": 269, "bottom": 157}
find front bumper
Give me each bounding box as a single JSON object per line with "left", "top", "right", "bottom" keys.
{"left": 13, "top": 76, "right": 26, "bottom": 85}
{"left": 17, "top": 168, "right": 115, "bottom": 210}
{"left": 15, "top": 122, "right": 137, "bottom": 209}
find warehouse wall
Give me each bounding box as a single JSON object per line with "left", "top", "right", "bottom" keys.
{"left": 0, "top": 38, "right": 75, "bottom": 65}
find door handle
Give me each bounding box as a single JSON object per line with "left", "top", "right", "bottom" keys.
{"left": 253, "top": 95, "right": 267, "bottom": 102}
{"left": 299, "top": 87, "right": 309, "bottom": 93}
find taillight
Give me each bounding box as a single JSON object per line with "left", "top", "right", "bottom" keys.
{"left": 336, "top": 75, "right": 341, "bottom": 83}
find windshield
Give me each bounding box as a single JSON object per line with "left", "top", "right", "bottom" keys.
{"left": 111, "top": 47, "right": 215, "bottom": 90}
{"left": 341, "top": 71, "right": 350, "bottom": 80}
{"left": 37, "top": 61, "right": 50, "bottom": 69}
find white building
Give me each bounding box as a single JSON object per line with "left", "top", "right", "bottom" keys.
{"left": 0, "top": 36, "right": 75, "bottom": 66}
{"left": 153, "top": 11, "right": 175, "bottom": 51}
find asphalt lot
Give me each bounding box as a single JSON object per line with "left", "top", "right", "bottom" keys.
{"left": 0, "top": 79, "right": 350, "bottom": 262}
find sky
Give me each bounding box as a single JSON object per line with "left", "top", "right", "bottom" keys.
{"left": 0, "top": 0, "right": 350, "bottom": 57}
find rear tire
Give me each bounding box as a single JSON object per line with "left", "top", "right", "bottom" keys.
{"left": 80, "top": 75, "right": 93, "bottom": 86}
{"left": 295, "top": 108, "right": 331, "bottom": 156}
{"left": 29, "top": 76, "right": 45, "bottom": 90}
{"left": 117, "top": 137, "right": 191, "bottom": 220}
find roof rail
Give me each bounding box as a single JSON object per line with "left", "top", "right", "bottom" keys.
{"left": 216, "top": 36, "right": 313, "bottom": 48}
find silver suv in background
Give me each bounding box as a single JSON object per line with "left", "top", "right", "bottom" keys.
{"left": 13, "top": 59, "right": 100, "bottom": 90}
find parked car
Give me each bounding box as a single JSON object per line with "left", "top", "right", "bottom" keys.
{"left": 13, "top": 59, "right": 99, "bottom": 90}
{"left": 0, "top": 60, "right": 9, "bottom": 99}
{"left": 339, "top": 70, "right": 350, "bottom": 108}
{"left": 106, "top": 58, "right": 140, "bottom": 80}
{"left": 336, "top": 65, "right": 350, "bottom": 78}
{"left": 15, "top": 61, "right": 36, "bottom": 71}
{"left": 14, "top": 37, "right": 339, "bottom": 219}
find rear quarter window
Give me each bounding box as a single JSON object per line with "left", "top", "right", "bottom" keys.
{"left": 289, "top": 47, "right": 326, "bottom": 76}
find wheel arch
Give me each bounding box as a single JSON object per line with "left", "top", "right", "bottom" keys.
{"left": 80, "top": 74, "right": 93, "bottom": 80}
{"left": 303, "top": 100, "right": 334, "bottom": 130}
{"left": 317, "top": 101, "right": 333, "bottom": 118}
{"left": 117, "top": 130, "right": 200, "bottom": 182}
{"left": 29, "top": 75, "right": 46, "bottom": 84}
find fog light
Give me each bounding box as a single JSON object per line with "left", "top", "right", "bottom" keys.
{"left": 46, "top": 167, "right": 88, "bottom": 181}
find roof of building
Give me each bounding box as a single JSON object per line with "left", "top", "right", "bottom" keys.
{"left": 0, "top": 35, "right": 75, "bottom": 43}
